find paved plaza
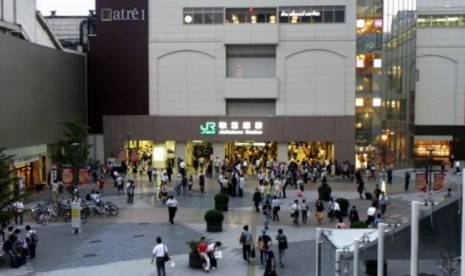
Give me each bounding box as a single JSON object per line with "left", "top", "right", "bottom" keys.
{"left": 0, "top": 169, "right": 462, "bottom": 276}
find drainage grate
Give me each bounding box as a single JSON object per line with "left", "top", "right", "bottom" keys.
{"left": 138, "top": 222, "right": 149, "bottom": 225}
{"left": 83, "top": 254, "right": 97, "bottom": 258}
{"left": 133, "top": 234, "right": 145, "bottom": 238}
{"left": 89, "top": 240, "right": 102, "bottom": 243}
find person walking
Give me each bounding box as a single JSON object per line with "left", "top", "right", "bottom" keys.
{"left": 239, "top": 225, "right": 253, "bottom": 262}
{"left": 263, "top": 243, "right": 277, "bottom": 276}
{"left": 98, "top": 176, "right": 105, "bottom": 195}
{"left": 253, "top": 187, "right": 262, "bottom": 212}
{"left": 166, "top": 195, "right": 178, "bottom": 224}
{"left": 275, "top": 228, "right": 288, "bottom": 268}
{"left": 24, "top": 225, "right": 38, "bottom": 258}
{"left": 51, "top": 180, "right": 59, "bottom": 202}
{"left": 404, "top": 171, "right": 411, "bottom": 191}
{"left": 291, "top": 199, "right": 300, "bottom": 226}
{"left": 126, "top": 180, "right": 135, "bottom": 204}
{"left": 12, "top": 200, "right": 24, "bottom": 225}
{"left": 271, "top": 196, "right": 281, "bottom": 222}
{"left": 151, "top": 236, "right": 169, "bottom": 276}
{"left": 349, "top": 205, "right": 360, "bottom": 225}
{"left": 301, "top": 198, "right": 309, "bottom": 224}
{"left": 315, "top": 199, "right": 325, "bottom": 225}
{"left": 262, "top": 200, "right": 272, "bottom": 230}
{"left": 357, "top": 178, "right": 365, "bottom": 199}
{"left": 257, "top": 230, "right": 272, "bottom": 267}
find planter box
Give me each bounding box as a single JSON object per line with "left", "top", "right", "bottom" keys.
{"left": 189, "top": 251, "right": 203, "bottom": 268}
{"left": 206, "top": 221, "right": 222, "bottom": 232}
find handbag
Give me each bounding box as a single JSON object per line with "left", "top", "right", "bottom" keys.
{"left": 163, "top": 245, "right": 170, "bottom": 262}
{"left": 250, "top": 246, "right": 256, "bottom": 258}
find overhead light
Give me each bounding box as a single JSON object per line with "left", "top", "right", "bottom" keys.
{"left": 184, "top": 15, "right": 193, "bottom": 23}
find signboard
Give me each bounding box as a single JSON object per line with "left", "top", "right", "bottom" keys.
{"left": 433, "top": 173, "right": 445, "bottom": 191}
{"left": 416, "top": 173, "right": 427, "bottom": 192}
{"left": 62, "top": 167, "right": 73, "bottom": 185}
{"left": 200, "top": 120, "right": 263, "bottom": 136}
{"left": 79, "top": 168, "right": 89, "bottom": 185}
{"left": 101, "top": 8, "right": 146, "bottom": 21}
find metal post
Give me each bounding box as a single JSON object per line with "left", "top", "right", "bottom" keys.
{"left": 377, "top": 223, "right": 385, "bottom": 276}
{"left": 335, "top": 249, "right": 342, "bottom": 276}
{"left": 316, "top": 228, "right": 322, "bottom": 276}
{"left": 426, "top": 148, "right": 435, "bottom": 193}
{"left": 411, "top": 201, "right": 420, "bottom": 276}
{"left": 461, "top": 172, "right": 465, "bottom": 275}
{"left": 353, "top": 239, "right": 360, "bottom": 276}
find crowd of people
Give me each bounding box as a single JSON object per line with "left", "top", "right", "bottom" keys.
{"left": 1, "top": 223, "right": 38, "bottom": 269}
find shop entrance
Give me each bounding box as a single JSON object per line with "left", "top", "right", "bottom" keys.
{"left": 288, "top": 141, "right": 334, "bottom": 164}
{"left": 224, "top": 141, "right": 277, "bottom": 173}
{"left": 187, "top": 141, "right": 213, "bottom": 173}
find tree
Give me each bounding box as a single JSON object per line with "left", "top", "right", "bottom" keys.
{"left": 51, "top": 117, "right": 91, "bottom": 188}
{"left": 0, "top": 147, "right": 19, "bottom": 223}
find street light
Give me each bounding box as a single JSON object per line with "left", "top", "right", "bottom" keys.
{"left": 426, "top": 148, "right": 435, "bottom": 193}
{"left": 70, "top": 142, "right": 80, "bottom": 188}
{"left": 381, "top": 134, "right": 388, "bottom": 182}
{"left": 126, "top": 133, "right": 131, "bottom": 173}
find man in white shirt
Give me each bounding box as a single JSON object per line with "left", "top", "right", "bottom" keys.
{"left": 366, "top": 204, "right": 377, "bottom": 226}
{"left": 151, "top": 236, "right": 168, "bottom": 276}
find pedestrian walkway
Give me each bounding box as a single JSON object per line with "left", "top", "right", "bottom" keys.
{"left": 1, "top": 168, "right": 461, "bottom": 275}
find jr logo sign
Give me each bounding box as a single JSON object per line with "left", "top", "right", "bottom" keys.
{"left": 200, "top": 122, "right": 216, "bottom": 135}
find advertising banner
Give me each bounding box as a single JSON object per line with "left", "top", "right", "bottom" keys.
{"left": 433, "top": 173, "right": 445, "bottom": 191}
{"left": 62, "top": 167, "right": 73, "bottom": 185}
{"left": 416, "top": 173, "right": 427, "bottom": 192}
{"left": 79, "top": 168, "right": 89, "bottom": 185}
{"left": 386, "top": 152, "right": 395, "bottom": 166}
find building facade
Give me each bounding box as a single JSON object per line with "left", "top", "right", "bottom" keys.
{"left": 0, "top": 0, "right": 86, "bottom": 189}
{"left": 415, "top": 0, "right": 465, "bottom": 163}
{"left": 90, "top": 0, "right": 357, "bottom": 169}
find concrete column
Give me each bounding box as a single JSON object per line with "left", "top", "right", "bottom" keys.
{"left": 212, "top": 142, "right": 225, "bottom": 161}
{"left": 353, "top": 239, "right": 360, "bottom": 276}
{"left": 411, "top": 201, "right": 420, "bottom": 276}
{"left": 277, "top": 142, "right": 288, "bottom": 162}
{"left": 378, "top": 223, "right": 385, "bottom": 276}
{"left": 315, "top": 228, "right": 322, "bottom": 276}
{"left": 175, "top": 142, "right": 186, "bottom": 162}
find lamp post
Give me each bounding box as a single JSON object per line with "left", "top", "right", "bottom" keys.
{"left": 126, "top": 132, "right": 131, "bottom": 173}
{"left": 381, "top": 134, "right": 388, "bottom": 182}
{"left": 70, "top": 142, "right": 80, "bottom": 188}
{"left": 426, "top": 148, "right": 435, "bottom": 193}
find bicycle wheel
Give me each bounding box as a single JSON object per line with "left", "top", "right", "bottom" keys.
{"left": 50, "top": 214, "right": 58, "bottom": 222}
{"left": 40, "top": 214, "right": 50, "bottom": 226}
{"left": 109, "top": 205, "right": 119, "bottom": 216}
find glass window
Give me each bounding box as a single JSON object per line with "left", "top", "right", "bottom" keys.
{"left": 279, "top": 6, "right": 345, "bottom": 24}
{"left": 183, "top": 7, "right": 224, "bottom": 24}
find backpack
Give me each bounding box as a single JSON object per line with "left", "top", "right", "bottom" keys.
{"left": 30, "top": 231, "right": 38, "bottom": 244}
{"left": 278, "top": 235, "right": 288, "bottom": 249}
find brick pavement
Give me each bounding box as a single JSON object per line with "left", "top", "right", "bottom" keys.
{"left": 0, "top": 168, "right": 461, "bottom": 276}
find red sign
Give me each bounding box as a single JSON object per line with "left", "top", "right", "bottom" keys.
{"left": 62, "top": 167, "right": 73, "bottom": 185}
{"left": 79, "top": 168, "right": 89, "bottom": 185}
{"left": 416, "top": 173, "right": 427, "bottom": 192}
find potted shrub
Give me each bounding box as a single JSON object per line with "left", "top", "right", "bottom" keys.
{"left": 204, "top": 209, "right": 224, "bottom": 232}
{"left": 187, "top": 240, "right": 203, "bottom": 268}
{"left": 350, "top": 220, "right": 368, "bottom": 228}
{"left": 214, "top": 193, "right": 229, "bottom": 211}
{"left": 335, "top": 197, "right": 350, "bottom": 217}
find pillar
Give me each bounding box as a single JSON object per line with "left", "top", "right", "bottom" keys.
{"left": 277, "top": 142, "right": 288, "bottom": 162}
